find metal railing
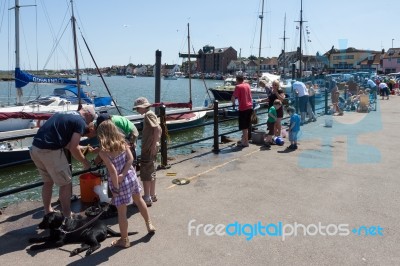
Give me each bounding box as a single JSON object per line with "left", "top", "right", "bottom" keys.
{"left": 0, "top": 94, "right": 331, "bottom": 198}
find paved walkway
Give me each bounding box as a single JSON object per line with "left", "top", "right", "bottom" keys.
{"left": 1, "top": 97, "right": 399, "bottom": 265}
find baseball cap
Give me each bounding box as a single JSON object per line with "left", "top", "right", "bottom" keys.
{"left": 96, "top": 113, "right": 111, "bottom": 127}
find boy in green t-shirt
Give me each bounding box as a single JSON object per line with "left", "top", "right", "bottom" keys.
{"left": 265, "top": 99, "right": 281, "bottom": 147}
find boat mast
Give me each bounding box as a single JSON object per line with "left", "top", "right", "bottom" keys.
{"left": 187, "top": 23, "right": 192, "bottom": 109}
{"left": 280, "top": 13, "right": 289, "bottom": 76}
{"left": 295, "top": 0, "right": 306, "bottom": 79}
{"left": 70, "top": 0, "right": 82, "bottom": 109}
{"left": 257, "top": 0, "right": 265, "bottom": 79}
{"left": 13, "top": 0, "right": 35, "bottom": 105}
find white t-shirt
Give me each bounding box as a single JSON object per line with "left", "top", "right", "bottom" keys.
{"left": 293, "top": 82, "right": 309, "bottom": 97}
{"left": 367, "top": 79, "right": 376, "bottom": 88}
{"left": 379, "top": 82, "right": 388, "bottom": 89}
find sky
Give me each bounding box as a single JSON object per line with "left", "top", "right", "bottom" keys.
{"left": 0, "top": 0, "right": 399, "bottom": 70}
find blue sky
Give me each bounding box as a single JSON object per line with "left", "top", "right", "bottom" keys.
{"left": 0, "top": 0, "right": 399, "bottom": 70}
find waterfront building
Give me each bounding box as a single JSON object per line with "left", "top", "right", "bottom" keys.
{"left": 382, "top": 48, "right": 400, "bottom": 74}
{"left": 358, "top": 53, "right": 382, "bottom": 73}
{"left": 324, "top": 47, "right": 380, "bottom": 73}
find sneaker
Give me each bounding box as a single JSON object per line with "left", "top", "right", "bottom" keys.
{"left": 294, "top": 144, "right": 298, "bottom": 149}
{"left": 287, "top": 144, "right": 295, "bottom": 149}
{"left": 142, "top": 196, "right": 152, "bottom": 207}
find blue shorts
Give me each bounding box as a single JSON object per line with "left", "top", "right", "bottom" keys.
{"left": 298, "top": 96, "right": 309, "bottom": 112}
{"left": 289, "top": 131, "right": 299, "bottom": 142}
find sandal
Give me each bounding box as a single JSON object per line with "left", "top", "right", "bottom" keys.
{"left": 111, "top": 237, "right": 130, "bottom": 248}
{"left": 146, "top": 220, "right": 156, "bottom": 234}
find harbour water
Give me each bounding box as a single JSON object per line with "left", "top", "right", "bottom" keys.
{"left": 0, "top": 76, "right": 229, "bottom": 207}
{"left": 0, "top": 76, "right": 327, "bottom": 207}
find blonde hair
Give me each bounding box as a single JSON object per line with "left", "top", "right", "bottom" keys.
{"left": 97, "top": 120, "right": 126, "bottom": 153}
{"left": 272, "top": 80, "right": 280, "bottom": 88}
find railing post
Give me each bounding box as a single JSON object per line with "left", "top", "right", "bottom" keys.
{"left": 212, "top": 100, "right": 220, "bottom": 153}
{"left": 65, "top": 150, "right": 78, "bottom": 201}
{"left": 159, "top": 105, "right": 169, "bottom": 168}
{"left": 325, "top": 88, "right": 329, "bottom": 114}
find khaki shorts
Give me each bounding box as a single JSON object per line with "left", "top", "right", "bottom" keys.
{"left": 30, "top": 146, "right": 72, "bottom": 186}
{"left": 140, "top": 155, "right": 156, "bottom": 181}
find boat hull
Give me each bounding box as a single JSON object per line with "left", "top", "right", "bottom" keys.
{"left": 209, "top": 88, "right": 269, "bottom": 102}
{"left": 166, "top": 111, "right": 208, "bottom": 131}
{"left": 208, "top": 88, "right": 234, "bottom": 101}
{"left": 0, "top": 146, "right": 31, "bottom": 168}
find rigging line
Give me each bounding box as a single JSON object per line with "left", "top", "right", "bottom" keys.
{"left": 20, "top": 15, "right": 32, "bottom": 70}
{"left": 0, "top": 0, "right": 6, "bottom": 33}
{"left": 41, "top": 0, "right": 73, "bottom": 70}
{"left": 75, "top": 24, "right": 88, "bottom": 70}
{"left": 43, "top": 22, "right": 71, "bottom": 69}
{"left": 190, "top": 43, "right": 212, "bottom": 101}
{"left": 77, "top": 35, "right": 88, "bottom": 70}
{"left": 80, "top": 33, "right": 122, "bottom": 116}
{"left": 249, "top": 0, "right": 262, "bottom": 56}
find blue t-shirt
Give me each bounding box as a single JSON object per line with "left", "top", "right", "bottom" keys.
{"left": 290, "top": 113, "right": 301, "bottom": 132}
{"left": 32, "top": 111, "right": 86, "bottom": 149}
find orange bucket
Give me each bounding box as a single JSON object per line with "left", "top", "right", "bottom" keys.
{"left": 79, "top": 173, "right": 101, "bottom": 203}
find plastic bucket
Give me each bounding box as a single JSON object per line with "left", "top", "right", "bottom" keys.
{"left": 325, "top": 116, "right": 333, "bottom": 127}
{"left": 79, "top": 173, "right": 101, "bottom": 203}
{"left": 251, "top": 130, "right": 265, "bottom": 144}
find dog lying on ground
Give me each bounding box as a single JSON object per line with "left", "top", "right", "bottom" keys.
{"left": 29, "top": 211, "right": 136, "bottom": 256}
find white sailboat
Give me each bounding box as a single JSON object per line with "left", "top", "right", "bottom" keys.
{"left": 0, "top": 0, "right": 115, "bottom": 167}
{"left": 0, "top": 0, "right": 116, "bottom": 133}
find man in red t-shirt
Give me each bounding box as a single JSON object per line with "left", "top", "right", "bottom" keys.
{"left": 231, "top": 75, "right": 253, "bottom": 147}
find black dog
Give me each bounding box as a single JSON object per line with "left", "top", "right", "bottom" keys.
{"left": 29, "top": 212, "right": 136, "bottom": 256}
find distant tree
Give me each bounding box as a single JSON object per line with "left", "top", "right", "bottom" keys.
{"left": 248, "top": 55, "right": 257, "bottom": 60}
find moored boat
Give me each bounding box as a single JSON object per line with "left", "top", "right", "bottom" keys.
{"left": 0, "top": 0, "right": 117, "bottom": 132}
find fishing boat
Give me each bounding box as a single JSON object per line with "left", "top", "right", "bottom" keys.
{"left": 208, "top": 77, "right": 237, "bottom": 101}
{"left": 219, "top": 100, "right": 261, "bottom": 118}
{"left": 0, "top": 129, "right": 35, "bottom": 168}
{"left": 0, "top": 0, "right": 117, "bottom": 133}
{"left": 163, "top": 75, "right": 178, "bottom": 80}
{"left": 209, "top": 73, "right": 290, "bottom": 102}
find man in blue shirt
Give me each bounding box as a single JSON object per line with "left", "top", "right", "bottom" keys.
{"left": 30, "top": 106, "right": 96, "bottom": 218}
